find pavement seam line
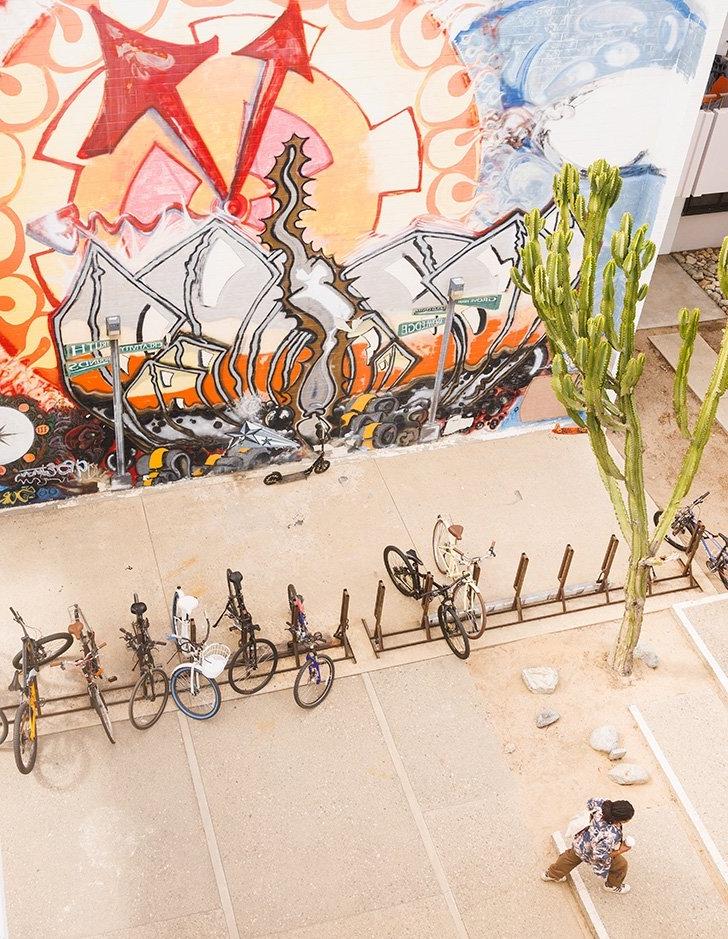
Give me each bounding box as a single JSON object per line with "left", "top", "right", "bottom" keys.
{"left": 673, "top": 600, "right": 728, "bottom": 699}
{"left": 361, "top": 672, "right": 469, "bottom": 939}
{"left": 551, "top": 832, "right": 610, "bottom": 939}
{"left": 372, "top": 457, "right": 418, "bottom": 547}
{"left": 628, "top": 704, "right": 728, "bottom": 890}
{"left": 139, "top": 493, "right": 172, "bottom": 616}
{"left": 176, "top": 712, "right": 241, "bottom": 939}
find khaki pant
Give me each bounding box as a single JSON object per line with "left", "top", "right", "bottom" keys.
{"left": 547, "top": 847, "right": 628, "bottom": 887}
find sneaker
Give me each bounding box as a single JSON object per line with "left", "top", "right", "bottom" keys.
{"left": 603, "top": 882, "right": 631, "bottom": 894}
{"left": 541, "top": 871, "right": 566, "bottom": 883}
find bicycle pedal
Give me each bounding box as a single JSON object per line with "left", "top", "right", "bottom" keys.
{"left": 107, "top": 675, "right": 118, "bottom": 683}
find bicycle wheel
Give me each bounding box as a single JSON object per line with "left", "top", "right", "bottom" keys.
{"left": 13, "top": 700, "right": 37, "bottom": 774}
{"left": 437, "top": 602, "right": 471, "bottom": 659}
{"left": 129, "top": 668, "right": 169, "bottom": 729}
{"left": 228, "top": 639, "right": 278, "bottom": 695}
{"left": 90, "top": 685, "right": 115, "bottom": 743}
{"left": 293, "top": 654, "right": 335, "bottom": 709}
{"left": 0, "top": 707, "right": 8, "bottom": 746}
{"left": 170, "top": 667, "right": 221, "bottom": 720}
{"left": 653, "top": 510, "right": 695, "bottom": 551}
{"left": 383, "top": 546, "right": 418, "bottom": 596}
{"left": 432, "top": 518, "right": 451, "bottom": 574}
{"left": 452, "top": 580, "right": 487, "bottom": 639}
{"left": 11, "top": 632, "right": 73, "bottom": 671}
{"left": 717, "top": 563, "right": 728, "bottom": 591}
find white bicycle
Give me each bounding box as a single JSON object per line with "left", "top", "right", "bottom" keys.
{"left": 168, "top": 588, "right": 230, "bottom": 720}
{"left": 432, "top": 515, "right": 495, "bottom": 639}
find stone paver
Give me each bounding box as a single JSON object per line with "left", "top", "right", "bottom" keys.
{"left": 0, "top": 715, "right": 220, "bottom": 939}
{"left": 187, "top": 675, "right": 439, "bottom": 937}
{"left": 639, "top": 689, "right": 728, "bottom": 858}
{"left": 370, "top": 657, "right": 584, "bottom": 938}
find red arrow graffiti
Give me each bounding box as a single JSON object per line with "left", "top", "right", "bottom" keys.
{"left": 79, "top": 8, "right": 228, "bottom": 200}
{"left": 227, "top": 0, "right": 314, "bottom": 217}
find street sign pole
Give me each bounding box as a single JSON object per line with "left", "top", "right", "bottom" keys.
{"left": 421, "top": 276, "right": 465, "bottom": 443}
{"left": 105, "top": 315, "right": 132, "bottom": 489}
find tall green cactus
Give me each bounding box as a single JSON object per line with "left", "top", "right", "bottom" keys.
{"left": 512, "top": 159, "right": 728, "bottom": 675}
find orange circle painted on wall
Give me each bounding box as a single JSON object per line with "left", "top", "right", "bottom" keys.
{"left": 22, "top": 453, "right": 36, "bottom": 462}
{"left": 35, "top": 424, "right": 50, "bottom": 435}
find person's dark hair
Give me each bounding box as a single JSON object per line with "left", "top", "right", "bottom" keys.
{"left": 602, "top": 800, "right": 635, "bottom": 823}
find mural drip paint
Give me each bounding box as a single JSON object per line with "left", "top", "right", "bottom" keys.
{"left": 0, "top": 0, "right": 710, "bottom": 506}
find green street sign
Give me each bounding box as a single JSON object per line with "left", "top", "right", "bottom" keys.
{"left": 412, "top": 305, "right": 446, "bottom": 315}
{"left": 119, "top": 340, "right": 163, "bottom": 354}
{"left": 398, "top": 316, "right": 445, "bottom": 337}
{"left": 457, "top": 294, "right": 502, "bottom": 309}
{"left": 65, "top": 356, "right": 111, "bottom": 376}
{"left": 63, "top": 339, "right": 110, "bottom": 357}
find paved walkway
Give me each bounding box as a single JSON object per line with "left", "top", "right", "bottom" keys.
{"left": 1, "top": 431, "right": 726, "bottom": 937}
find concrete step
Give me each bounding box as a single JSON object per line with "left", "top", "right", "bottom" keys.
{"left": 649, "top": 332, "right": 728, "bottom": 433}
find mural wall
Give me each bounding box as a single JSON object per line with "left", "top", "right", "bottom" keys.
{"left": 0, "top": 0, "right": 713, "bottom": 506}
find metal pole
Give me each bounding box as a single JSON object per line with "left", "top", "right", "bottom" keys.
{"left": 421, "top": 276, "right": 465, "bottom": 442}
{"left": 105, "top": 315, "right": 132, "bottom": 488}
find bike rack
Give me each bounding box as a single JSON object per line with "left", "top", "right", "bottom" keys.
{"left": 362, "top": 533, "right": 700, "bottom": 657}
{"left": 0, "top": 588, "right": 356, "bottom": 723}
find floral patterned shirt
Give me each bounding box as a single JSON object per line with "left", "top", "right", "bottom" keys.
{"left": 572, "top": 799, "right": 623, "bottom": 878}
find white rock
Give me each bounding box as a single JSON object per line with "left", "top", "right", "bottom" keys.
{"left": 590, "top": 725, "right": 620, "bottom": 753}
{"left": 609, "top": 763, "right": 650, "bottom": 785}
{"left": 608, "top": 748, "right": 627, "bottom": 761}
{"left": 504, "top": 742, "right": 517, "bottom": 754}
{"left": 635, "top": 645, "right": 659, "bottom": 668}
{"left": 536, "top": 708, "right": 560, "bottom": 728}
{"left": 521, "top": 666, "right": 559, "bottom": 694}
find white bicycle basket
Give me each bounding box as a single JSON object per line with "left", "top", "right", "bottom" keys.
{"left": 200, "top": 642, "right": 230, "bottom": 679}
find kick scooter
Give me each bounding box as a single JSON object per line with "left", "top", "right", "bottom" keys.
{"left": 264, "top": 422, "right": 330, "bottom": 485}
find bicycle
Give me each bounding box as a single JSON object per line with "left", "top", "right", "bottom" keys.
{"left": 383, "top": 545, "right": 473, "bottom": 658}
{"left": 287, "top": 584, "right": 335, "bottom": 708}
{"left": 654, "top": 491, "right": 728, "bottom": 589}
{"left": 432, "top": 514, "right": 495, "bottom": 639}
{"left": 51, "top": 604, "right": 117, "bottom": 744}
{"left": 120, "top": 594, "right": 169, "bottom": 729}
{"left": 8, "top": 607, "right": 73, "bottom": 774}
{"left": 213, "top": 569, "right": 279, "bottom": 695}
{"left": 168, "top": 587, "right": 230, "bottom": 720}
{"left": 0, "top": 707, "right": 7, "bottom": 747}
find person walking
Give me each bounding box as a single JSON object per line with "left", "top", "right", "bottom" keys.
{"left": 542, "top": 798, "right": 635, "bottom": 894}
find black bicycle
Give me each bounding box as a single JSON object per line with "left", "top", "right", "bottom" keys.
{"left": 120, "top": 595, "right": 169, "bottom": 729}
{"left": 654, "top": 491, "right": 728, "bottom": 589}
{"left": 214, "top": 569, "right": 279, "bottom": 694}
{"left": 52, "top": 605, "right": 116, "bottom": 743}
{"left": 383, "top": 545, "right": 471, "bottom": 658}
{"left": 8, "top": 607, "right": 73, "bottom": 774}
{"left": 287, "top": 584, "right": 335, "bottom": 708}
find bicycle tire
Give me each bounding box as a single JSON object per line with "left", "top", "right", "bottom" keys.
{"left": 452, "top": 580, "right": 487, "bottom": 639}
{"left": 437, "top": 602, "right": 471, "bottom": 659}
{"left": 432, "top": 518, "right": 450, "bottom": 574}
{"left": 228, "top": 639, "right": 278, "bottom": 695}
{"left": 293, "top": 654, "right": 335, "bottom": 709}
{"left": 13, "top": 700, "right": 37, "bottom": 774}
{"left": 653, "top": 510, "right": 695, "bottom": 551}
{"left": 129, "top": 668, "right": 169, "bottom": 730}
{"left": 11, "top": 632, "right": 73, "bottom": 671}
{"left": 383, "top": 546, "right": 418, "bottom": 597}
{"left": 718, "top": 564, "right": 728, "bottom": 591}
{"left": 0, "top": 707, "right": 8, "bottom": 746}
{"left": 91, "top": 685, "right": 115, "bottom": 744}
{"left": 170, "top": 667, "right": 221, "bottom": 720}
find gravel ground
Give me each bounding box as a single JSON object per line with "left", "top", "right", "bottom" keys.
{"left": 671, "top": 247, "right": 728, "bottom": 313}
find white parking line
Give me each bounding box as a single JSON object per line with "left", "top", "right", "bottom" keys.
{"left": 629, "top": 704, "right": 728, "bottom": 889}
{"left": 362, "top": 673, "right": 469, "bottom": 938}
{"left": 551, "top": 831, "right": 610, "bottom": 939}
{"left": 673, "top": 595, "right": 728, "bottom": 699}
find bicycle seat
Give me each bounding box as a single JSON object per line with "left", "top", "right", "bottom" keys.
{"left": 448, "top": 524, "right": 464, "bottom": 541}
{"left": 228, "top": 570, "right": 243, "bottom": 587}
{"left": 130, "top": 600, "right": 147, "bottom": 616}
{"left": 406, "top": 548, "right": 424, "bottom": 566}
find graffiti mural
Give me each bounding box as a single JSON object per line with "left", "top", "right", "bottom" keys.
{"left": 0, "top": 0, "right": 712, "bottom": 506}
